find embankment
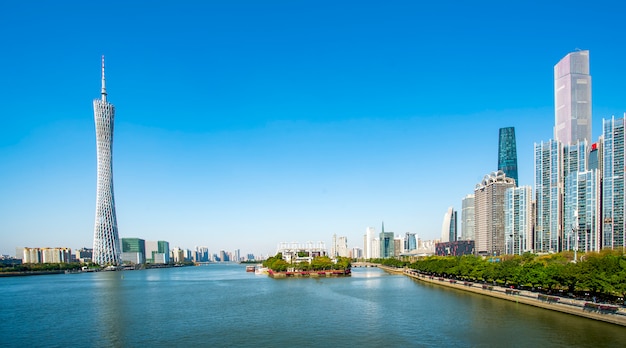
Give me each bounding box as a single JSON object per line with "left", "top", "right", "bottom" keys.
{"left": 377, "top": 265, "right": 626, "bottom": 327}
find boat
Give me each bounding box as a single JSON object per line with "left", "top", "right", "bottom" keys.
{"left": 246, "top": 265, "right": 255, "bottom": 272}
{"left": 255, "top": 266, "right": 269, "bottom": 275}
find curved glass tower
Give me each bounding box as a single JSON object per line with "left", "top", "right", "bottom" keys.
{"left": 93, "top": 56, "right": 121, "bottom": 266}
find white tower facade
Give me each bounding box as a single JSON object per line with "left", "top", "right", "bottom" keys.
{"left": 92, "top": 56, "right": 121, "bottom": 266}
{"left": 554, "top": 50, "right": 592, "bottom": 145}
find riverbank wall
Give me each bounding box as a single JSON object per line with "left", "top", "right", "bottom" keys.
{"left": 377, "top": 265, "right": 626, "bottom": 327}
{"left": 268, "top": 269, "right": 351, "bottom": 278}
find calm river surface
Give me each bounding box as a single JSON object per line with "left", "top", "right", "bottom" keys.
{"left": 1, "top": 264, "right": 625, "bottom": 347}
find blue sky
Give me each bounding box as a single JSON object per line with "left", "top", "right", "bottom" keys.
{"left": 2, "top": 1, "right": 626, "bottom": 257}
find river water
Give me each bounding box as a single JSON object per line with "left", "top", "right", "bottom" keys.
{"left": 1, "top": 264, "right": 625, "bottom": 347}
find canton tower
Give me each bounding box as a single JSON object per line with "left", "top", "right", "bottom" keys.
{"left": 92, "top": 56, "right": 121, "bottom": 266}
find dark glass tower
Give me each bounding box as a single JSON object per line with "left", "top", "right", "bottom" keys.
{"left": 498, "top": 127, "right": 518, "bottom": 186}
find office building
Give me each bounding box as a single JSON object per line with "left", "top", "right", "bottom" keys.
{"left": 404, "top": 232, "right": 417, "bottom": 251}
{"left": 336, "top": 236, "right": 349, "bottom": 257}
{"left": 145, "top": 240, "right": 170, "bottom": 264}
{"left": 474, "top": 171, "right": 515, "bottom": 256}
{"left": 19, "top": 247, "right": 72, "bottom": 264}
{"left": 554, "top": 50, "right": 592, "bottom": 145}
{"left": 121, "top": 238, "right": 146, "bottom": 264}
{"left": 380, "top": 232, "right": 394, "bottom": 258}
{"left": 76, "top": 248, "right": 93, "bottom": 263}
{"left": 602, "top": 116, "right": 626, "bottom": 249}
{"left": 498, "top": 127, "right": 519, "bottom": 185}
{"left": 461, "top": 194, "right": 475, "bottom": 241}
{"left": 441, "top": 207, "right": 457, "bottom": 242}
{"left": 92, "top": 56, "right": 121, "bottom": 266}
{"left": 534, "top": 140, "right": 563, "bottom": 252}
{"left": 565, "top": 170, "right": 600, "bottom": 252}
{"left": 505, "top": 186, "right": 533, "bottom": 255}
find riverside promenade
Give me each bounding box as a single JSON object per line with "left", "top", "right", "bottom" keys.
{"left": 377, "top": 265, "right": 626, "bottom": 327}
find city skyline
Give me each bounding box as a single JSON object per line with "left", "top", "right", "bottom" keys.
{"left": 2, "top": 2, "right": 626, "bottom": 256}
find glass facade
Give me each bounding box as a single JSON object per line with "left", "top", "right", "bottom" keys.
{"left": 498, "top": 127, "right": 519, "bottom": 186}
{"left": 534, "top": 140, "right": 562, "bottom": 252}
{"left": 602, "top": 116, "right": 625, "bottom": 249}
{"left": 461, "top": 194, "right": 475, "bottom": 241}
{"left": 554, "top": 50, "right": 592, "bottom": 145}
{"left": 404, "top": 232, "right": 416, "bottom": 251}
{"left": 379, "top": 232, "right": 395, "bottom": 258}
{"left": 505, "top": 186, "right": 533, "bottom": 255}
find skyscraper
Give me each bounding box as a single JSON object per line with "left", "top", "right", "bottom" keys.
{"left": 554, "top": 50, "right": 592, "bottom": 145}
{"left": 461, "top": 194, "right": 475, "bottom": 241}
{"left": 474, "top": 171, "right": 515, "bottom": 256}
{"left": 504, "top": 186, "right": 533, "bottom": 255}
{"left": 92, "top": 56, "right": 121, "bottom": 266}
{"left": 602, "top": 116, "right": 626, "bottom": 249}
{"left": 534, "top": 140, "right": 562, "bottom": 253}
{"left": 441, "top": 207, "right": 457, "bottom": 242}
{"left": 498, "top": 127, "right": 518, "bottom": 185}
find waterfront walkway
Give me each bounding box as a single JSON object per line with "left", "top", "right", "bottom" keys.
{"left": 377, "top": 265, "right": 626, "bottom": 327}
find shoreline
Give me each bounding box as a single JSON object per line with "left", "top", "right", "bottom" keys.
{"left": 377, "top": 265, "right": 626, "bottom": 327}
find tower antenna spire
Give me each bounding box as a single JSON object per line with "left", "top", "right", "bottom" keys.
{"left": 101, "top": 55, "right": 107, "bottom": 101}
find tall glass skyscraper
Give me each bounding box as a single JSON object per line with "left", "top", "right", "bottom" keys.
{"left": 461, "top": 194, "right": 475, "bottom": 241}
{"left": 554, "top": 50, "right": 592, "bottom": 145}
{"left": 498, "top": 127, "right": 518, "bottom": 186}
{"left": 602, "top": 116, "right": 625, "bottom": 249}
{"left": 504, "top": 186, "right": 533, "bottom": 255}
{"left": 534, "top": 140, "right": 562, "bottom": 253}
{"left": 92, "top": 56, "right": 121, "bottom": 266}
{"left": 441, "top": 207, "right": 457, "bottom": 242}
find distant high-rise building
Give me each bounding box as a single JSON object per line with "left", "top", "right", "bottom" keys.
{"left": 93, "top": 56, "right": 121, "bottom": 266}
{"left": 554, "top": 50, "right": 592, "bottom": 145}
{"left": 461, "top": 194, "right": 475, "bottom": 241}
{"left": 336, "top": 236, "right": 349, "bottom": 257}
{"left": 379, "top": 223, "right": 394, "bottom": 258}
{"left": 534, "top": 140, "right": 563, "bottom": 252}
{"left": 121, "top": 238, "right": 146, "bottom": 264}
{"left": 565, "top": 170, "right": 600, "bottom": 252}
{"left": 474, "top": 171, "right": 515, "bottom": 256}
{"left": 404, "top": 232, "right": 417, "bottom": 251}
{"left": 562, "top": 140, "right": 601, "bottom": 253}
{"left": 380, "top": 232, "right": 394, "bottom": 258}
{"left": 441, "top": 207, "right": 457, "bottom": 242}
{"left": 602, "top": 116, "right": 626, "bottom": 249}
{"left": 498, "top": 127, "right": 519, "bottom": 185}
{"left": 365, "top": 227, "right": 376, "bottom": 259}
{"left": 505, "top": 186, "right": 533, "bottom": 255}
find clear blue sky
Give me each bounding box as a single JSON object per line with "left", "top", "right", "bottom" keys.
{"left": 2, "top": 1, "right": 626, "bottom": 257}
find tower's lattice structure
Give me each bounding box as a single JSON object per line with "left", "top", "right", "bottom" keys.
{"left": 93, "top": 56, "right": 121, "bottom": 266}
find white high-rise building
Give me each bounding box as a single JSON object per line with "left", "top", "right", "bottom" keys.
{"left": 505, "top": 186, "right": 533, "bottom": 255}
{"left": 461, "top": 194, "right": 475, "bottom": 241}
{"left": 92, "top": 56, "right": 121, "bottom": 266}
{"left": 602, "top": 116, "right": 626, "bottom": 249}
{"left": 440, "top": 207, "right": 457, "bottom": 242}
{"left": 534, "top": 140, "right": 563, "bottom": 253}
{"left": 365, "top": 227, "right": 376, "bottom": 259}
{"left": 554, "top": 50, "right": 592, "bottom": 145}
{"left": 474, "top": 171, "right": 515, "bottom": 256}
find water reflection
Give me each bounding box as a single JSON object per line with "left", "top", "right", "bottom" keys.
{"left": 91, "top": 272, "right": 127, "bottom": 347}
